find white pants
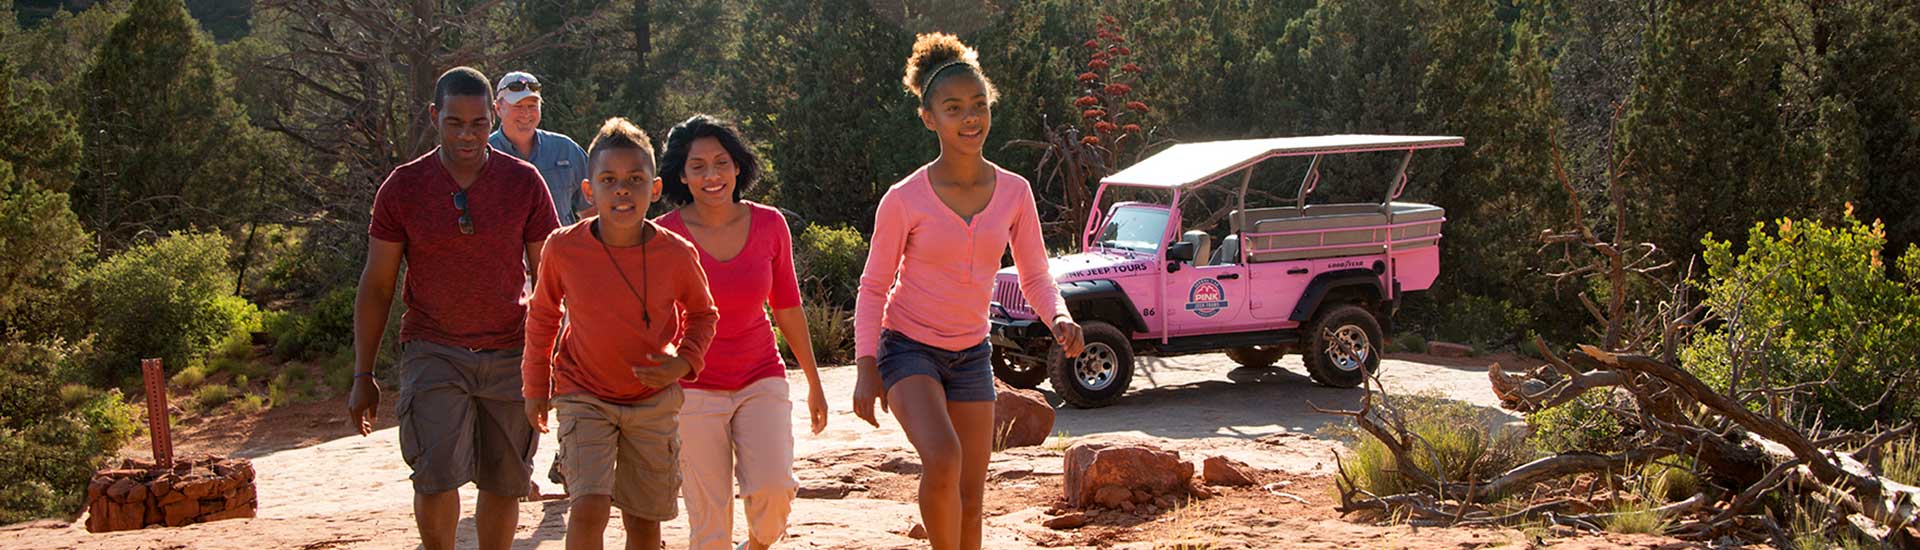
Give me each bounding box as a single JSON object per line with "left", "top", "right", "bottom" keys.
{"left": 678, "top": 377, "right": 799, "bottom": 549}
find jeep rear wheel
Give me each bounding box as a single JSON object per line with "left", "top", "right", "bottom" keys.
{"left": 1047, "top": 321, "right": 1133, "bottom": 408}
{"left": 1304, "top": 305, "right": 1381, "bottom": 388}
{"left": 1224, "top": 346, "right": 1287, "bottom": 368}
{"left": 991, "top": 349, "right": 1047, "bottom": 389}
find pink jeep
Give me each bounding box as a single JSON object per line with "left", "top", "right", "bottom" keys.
{"left": 989, "top": 135, "right": 1463, "bottom": 408}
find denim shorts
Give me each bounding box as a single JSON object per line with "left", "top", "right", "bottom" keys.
{"left": 877, "top": 330, "right": 997, "bottom": 402}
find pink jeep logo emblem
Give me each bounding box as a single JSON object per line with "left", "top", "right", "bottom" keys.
{"left": 1186, "top": 278, "right": 1228, "bottom": 318}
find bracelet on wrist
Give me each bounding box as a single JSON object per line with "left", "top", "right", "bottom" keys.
{"left": 353, "top": 372, "right": 375, "bottom": 379}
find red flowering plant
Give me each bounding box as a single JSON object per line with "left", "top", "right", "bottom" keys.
{"left": 1007, "top": 13, "right": 1159, "bottom": 242}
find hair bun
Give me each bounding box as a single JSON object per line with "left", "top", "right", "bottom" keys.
{"left": 903, "top": 32, "right": 980, "bottom": 97}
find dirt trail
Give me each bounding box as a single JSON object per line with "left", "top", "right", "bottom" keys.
{"left": 1, "top": 353, "right": 1685, "bottom": 549}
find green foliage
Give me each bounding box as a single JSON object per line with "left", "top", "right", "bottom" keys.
{"left": 0, "top": 159, "right": 94, "bottom": 343}
{"left": 1336, "top": 392, "right": 1534, "bottom": 498}
{"left": 0, "top": 342, "right": 140, "bottom": 523}
{"left": 1416, "top": 294, "right": 1531, "bottom": 351}
{"left": 169, "top": 360, "right": 207, "bottom": 388}
{"left": 77, "top": 0, "right": 285, "bottom": 247}
{"left": 1883, "top": 437, "right": 1920, "bottom": 487}
{"left": 230, "top": 393, "right": 265, "bottom": 415}
{"left": 267, "top": 367, "right": 312, "bottom": 406}
{"left": 1526, "top": 390, "right": 1628, "bottom": 455}
{"left": 728, "top": 0, "right": 926, "bottom": 232}
{"left": 778, "top": 303, "right": 855, "bottom": 367}
{"left": 80, "top": 231, "right": 257, "bottom": 385}
{"left": 0, "top": 60, "right": 82, "bottom": 193}
{"left": 792, "top": 223, "right": 868, "bottom": 310}
{"left": 265, "top": 286, "right": 357, "bottom": 361}
{"left": 319, "top": 348, "right": 354, "bottom": 395}
{"left": 191, "top": 383, "right": 233, "bottom": 412}
{"left": 1385, "top": 332, "right": 1426, "bottom": 354}
{"left": 1684, "top": 215, "right": 1920, "bottom": 429}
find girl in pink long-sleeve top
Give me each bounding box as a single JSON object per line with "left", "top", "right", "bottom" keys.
{"left": 850, "top": 33, "right": 1085, "bottom": 550}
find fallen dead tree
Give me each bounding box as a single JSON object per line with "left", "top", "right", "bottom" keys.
{"left": 1323, "top": 125, "right": 1920, "bottom": 547}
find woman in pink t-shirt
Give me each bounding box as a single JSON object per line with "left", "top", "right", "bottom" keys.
{"left": 655, "top": 115, "right": 826, "bottom": 550}
{"left": 851, "top": 34, "right": 1086, "bottom": 550}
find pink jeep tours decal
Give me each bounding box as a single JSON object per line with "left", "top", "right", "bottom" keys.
{"left": 1186, "top": 278, "right": 1228, "bottom": 317}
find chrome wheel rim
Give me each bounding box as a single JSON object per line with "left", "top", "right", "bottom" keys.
{"left": 1322, "top": 325, "right": 1372, "bottom": 372}
{"left": 1075, "top": 342, "right": 1120, "bottom": 391}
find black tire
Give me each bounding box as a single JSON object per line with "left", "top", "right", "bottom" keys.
{"left": 1303, "top": 305, "right": 1382, "bottom": 388}
{"left": 1047, "top": 321, "right": 1134, "bottom": 408}
{"left": 1223, "top": 346, "right": 1287, "bottom": 368}
{"left": 991, "top": 348, "right": 1047, "bottom": 389}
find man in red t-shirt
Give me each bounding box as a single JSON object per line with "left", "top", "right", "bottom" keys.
{"left": 345, "top": 66, "right": 561, "bottom": 550}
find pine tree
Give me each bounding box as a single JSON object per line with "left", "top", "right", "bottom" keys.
{"left": 77, "top": 0, "right": 277, "bottom": 248}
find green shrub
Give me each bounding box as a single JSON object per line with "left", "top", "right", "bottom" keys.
{"left": 268, "top": 367, "right": 312, "bottom": 405}
{"left": 1684, "top": 215, "right": 1920, "bottom": 430}
{"left": 320, "top": 348, "right": 355, "bottom": 394}
{"left": 792, "top": 224, "right": 867, "bottom": 310}
{"left": 192, "top": 384, "right": 233, "bottom": 412}
{"left": 80, "top": 231, "right": 261, "bottom": 385}
{"left": 777, "top": 303, "right": 855, "bottom": 366}
{"left": 267, "top": 286, "right": 357, "bottom": 361}
{"left": 0, "top": 160, "right": 94, "bottom": 344}
{"left": 1526, "top": 390, "right": 1630, "bottom": 455}
{"left": 1336, "top": 392, "right": 1534, "bottom": 498}
{"left": 0, "top": 343, "right": 139, "bottom": 523}
{"left": 169, "top": 360, "right": 208, "bottom": 388}
{"left": 1384, "top": 332, "right": 1426, "bottom": 354}
{"left": 1883, "top": 437, "right": 1919, "bottom": 487}
{"left": 231, "top": 393, "right": 266, "bottom": 415}
{"left": 1421, "top": 293, "right": 1530, "bottom": 351}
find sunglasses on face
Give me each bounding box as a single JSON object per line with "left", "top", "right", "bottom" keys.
{"left": 452, "top": 190, "right": 475, "bottom": 235}
{"left": 502, "top": 81, "right": 541, "bottom": 93}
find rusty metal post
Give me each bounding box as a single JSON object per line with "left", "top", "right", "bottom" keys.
{"left": 140, "top": 358, "right": 173, "bottom": 468}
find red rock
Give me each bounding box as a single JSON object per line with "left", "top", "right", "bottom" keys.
{"left": 1093, "top": 486, "right": 1132, "bottom": 508}
{"left": 181, "top": 478, "right": 216, "bottom": 499}
{"left": 201, "top": 506, "right": 255, "bottom": 523}
{"left": 1190, "top": 484, "right": 1216, "bottom": 500}
{"left": 1042, "top": 512, "right": 1088, "bottom": 530}
{"left": 125, "top": 482, "right": 148, "bottom": 503}
{"left": 231, "top": 486, "right": 257, "bottom": 507}
{"left": 1119, "top": 500, "right": 1135, "bottom": 512}
{"left": 84, "top": 503, "right": 107, "bottom": 533}
{"left": 159, "top": 489, "right": 190, "bottom": 505}
{"left": 149, "top": 475, "right": 174, "bottom": 498}
{"left": 1202, "top": 456, "right": 1259, "bottom": 487}
{"left": 906, "top": 523, "right": 927, "bottom": 539}
{"left": 992, "top": 380, "right": 1055, "bottom": 450}
{"left": 163, "top": 499, "right": 200, "bottom": 526}
{"left": 88, "top": 477, "right": 112, "bottom": 501}
{"left": 1427, "top": 341, "right": 1472, "bottom": 358}
{"left": 110, "top": 501, "right": 143, "bottom": 531}
{"left": 106, "top": 477, "right": 138, "bottom": 502}
{"left": 1131, "top": 489, "right": 1151, "bottom": 504}
{"left": 1063, "top": 440, "right": 1193, "bottom": 507}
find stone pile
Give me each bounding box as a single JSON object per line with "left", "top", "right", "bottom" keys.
{"left": 85, "top": 456, "right": 257, "bottom": 533}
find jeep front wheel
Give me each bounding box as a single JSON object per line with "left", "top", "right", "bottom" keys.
{"left": 1224, "top": 346, "right": 1287, "bottom": 368}
{"left": 1304, "top": 305, "right": 1381, "bottom": 388}
{"left": 1047, "top": 321, "right": 1133, "bottom": 408}
{"left": 991, "top": 349, "right": 1047, "bottom": 389}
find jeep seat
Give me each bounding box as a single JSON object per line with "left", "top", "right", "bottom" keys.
{"left": 1181, "top": 230, "right": 1212, "bottom": 266}
{"left": 1211, "top": 234, "right": 1240, "bottom": 265}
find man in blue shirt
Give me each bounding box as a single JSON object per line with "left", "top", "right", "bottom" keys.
{"left": 491, "top": 71, "right": 593, "bottom": 225}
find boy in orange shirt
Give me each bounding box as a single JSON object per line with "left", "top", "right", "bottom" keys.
{"left": 522, "top": 117, "right": 719, "bottom": 550}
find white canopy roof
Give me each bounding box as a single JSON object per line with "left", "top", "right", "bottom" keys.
{"left": 1101, "top": 134, "right": 1465, "bottom": 190}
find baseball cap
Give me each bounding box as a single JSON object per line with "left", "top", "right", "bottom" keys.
{"left": 496, "top": 71, "right": 541, "bottom": 104}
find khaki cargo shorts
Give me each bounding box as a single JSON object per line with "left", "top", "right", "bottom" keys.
{"left": 556, "top": 386, "right": 684, "bottom": 521}
{"left": 395, "top": 340, "right": 536, "bottom": 496}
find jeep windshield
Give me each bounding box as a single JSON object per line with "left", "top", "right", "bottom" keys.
{"left": 1094, "top": 206, "right": 1171, "bottom": 254}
